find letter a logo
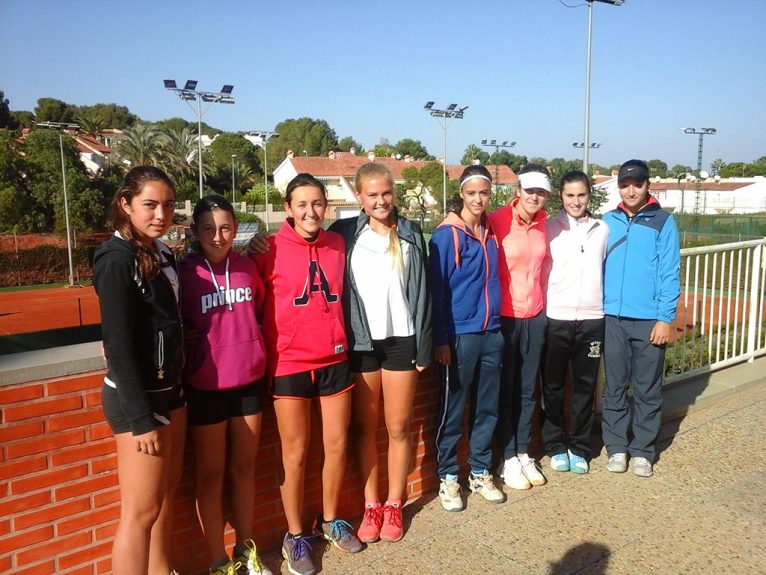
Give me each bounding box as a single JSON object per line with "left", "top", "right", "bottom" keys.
{"left": 293, "top": 260, "right": 339, "bottom": 305}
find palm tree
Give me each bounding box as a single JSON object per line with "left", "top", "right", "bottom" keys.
{"left": 114, "top": 123, "right": 163, "bottom": 166}
{"left": 157, "top": 127, "right": 197, "bottom": 185}
{"left": 75, "top": 110, "right": 107, "bottom": 138}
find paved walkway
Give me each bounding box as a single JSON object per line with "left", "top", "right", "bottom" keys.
{"left": 262, "top": 359, "right": 766, "bottom": 574}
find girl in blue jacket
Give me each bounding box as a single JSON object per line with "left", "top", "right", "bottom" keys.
{"left": 429, "top": 165, "right": 506, "bottom": 512}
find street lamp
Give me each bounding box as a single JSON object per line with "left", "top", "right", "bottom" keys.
{"left": 424, "top": 101, "right": 468, "bottom": 214}
{"left": 36, "top": 121, "right": 79, "bottom": 287}
{"left": 163, "top": 79, "right": 235, "bottom": 199}
{"left": 572, "top": 142, "right": 601, "bottom": 149}
{"left": 581, "top": 0, "right": 623, "bottom": 175}
{"left": 682, "top": 127, "right": 717, "bottom": 216}
{"left": 231, "top": 154, "right": 237, "bottom": 207}
{"left": 481, "top": 139, "right": 516, "bottom": 189}
{"left": 247, "top": 130, "right": 279, "bottom": 231}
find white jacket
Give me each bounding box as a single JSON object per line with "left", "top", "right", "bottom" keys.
{"left": 542, "top": 210, "right": 609, "bottom": 321}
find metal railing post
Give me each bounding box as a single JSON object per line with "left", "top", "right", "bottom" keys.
{"left": 746, "top": 242, "right": 763, "bottom": 361}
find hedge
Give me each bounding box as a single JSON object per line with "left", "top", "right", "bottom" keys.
{"left": 0, "top": 244, "right": 97, "bottom": 287}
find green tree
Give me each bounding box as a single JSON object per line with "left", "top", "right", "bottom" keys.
{"left": 0, "top": 91, "right": 12, "bottom": 129}
{"left": 35, "top": 98, "right": 78, "bottom": 123}
{"left": 338, "top": 136, "right": 364, "bottom": 154}
{"left": 270, "top": 117, "right": 338, "bottom": 165}
{"left": 75, "top": 109, "right": 107, "bottom": 137}
{"left": 115, "top": 123, "right": 164, "bottom": 166}
{"left": 154, "top": 117, "right": 195, "bottom": 133}
{"left": 157, "top": 127, "right": 197, "bottom": 192}
{"left": 461, "top": 144, "right": 489, "bottom": 166}
{"left": 209, "top": 133, "right": 260, "bottom": 173}
{"left": 670, "top": 164, "right": 693, "bottom": 177}
{"left": 394, "top": 138, "right": 431, "bottom": 160}
{"left": 10, "top": 111, "right": 35, "bottom": 130}
{"left": 79, "top": 103, "right": 138, "bottom": 129}
{"left": 490, "top": 150, "right": 527, "bottom": 174}
{"left": 710, "top": 158, "right": 725, "bottom": 176}
{"left": 646, "top": 159, "right": 668, "bottom": 178}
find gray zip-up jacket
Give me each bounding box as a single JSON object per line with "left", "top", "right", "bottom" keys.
{"left": 330, "top": 209, "right": 432, "bottom": 369}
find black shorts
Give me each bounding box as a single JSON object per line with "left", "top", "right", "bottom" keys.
{"left": 348, "top": 336, "right": 417, "bottom": 373}
{"left": 270, "top": 361, "right": 354, "bottom": 400}
{"left": 186, "top": 379, "right": 266, "bottom": 426}
{"left": 101, "top": 383, "right": 186, "bottom": 435}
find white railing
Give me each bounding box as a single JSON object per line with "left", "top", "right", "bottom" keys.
{"left": 666, "top": 238, "right": 766, "bottom": 383}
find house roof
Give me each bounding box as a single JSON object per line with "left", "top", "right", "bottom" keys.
{"left": 75, "top": 134, "right": 112, "bottom": 155}
{"left": 287, "top": 154, "right": 518, "bottom": 185}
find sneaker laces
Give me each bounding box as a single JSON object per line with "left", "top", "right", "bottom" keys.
{"left": 362, "top": 505, "right": 383, "bottom": 528}
{"left": 241, "top": 539, "right": 264, "bottom": 573}
{"left": 478, "top": 474, "right": 495, "bottom": 490}
{"left": 325, "top": 518, "right": 355, "bottom": 542}
{"left": 444, "top": 481, "right": 461, "bottom": 498}
{"left": 289, "top": 536, "right": 313, "bottom": 562}
{"left": 383, "top": 503, "right": 402, "bottom": 528}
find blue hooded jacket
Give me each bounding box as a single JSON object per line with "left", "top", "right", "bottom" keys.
{"left": 429, "top": 212, "right": 501, "bottom": 345}
{"left": 602, "top": 197, "right": 680, "bottom": 323}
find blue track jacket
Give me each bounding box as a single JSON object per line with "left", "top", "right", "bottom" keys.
{"left": 603, "top": 197, "right": 680, "bottom": 323}
{"left": 429, "top": 212, "right": 501, "bottom": 346}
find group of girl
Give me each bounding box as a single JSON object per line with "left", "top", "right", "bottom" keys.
{"left": 94, "top": 159, "right": 603, "bottom": 575}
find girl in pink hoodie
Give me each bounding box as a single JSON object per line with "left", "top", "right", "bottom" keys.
{"left": 179, "top": 195, "right": 271, "bottom": 575}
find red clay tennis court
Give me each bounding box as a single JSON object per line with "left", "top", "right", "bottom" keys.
{"left": 0, "top": 286, "right": 100, "bottom": 336}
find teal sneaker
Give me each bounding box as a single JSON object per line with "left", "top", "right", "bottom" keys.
{"left": 550, "top": 452, "right": 570, "bottom": 472}
{"left": 568, "top": 451, "right": 589, "bottom": 474}
{"left": 314, "top": 516, "right": 363, "bottom": 554}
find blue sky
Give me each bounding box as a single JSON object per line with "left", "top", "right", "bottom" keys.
{"left": 2, "top": 0, "right": 765, "bottom": 170}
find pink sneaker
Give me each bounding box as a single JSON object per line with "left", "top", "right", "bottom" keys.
{"left": 380, "top": 500, "right": 404, "bottom": 542}
{"left": 357, "top": 501, "right": 382, "bottom": 543}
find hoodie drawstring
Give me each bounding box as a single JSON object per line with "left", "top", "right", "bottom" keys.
{"left": 204, "top": 256, "right": 233, "bottom": 311}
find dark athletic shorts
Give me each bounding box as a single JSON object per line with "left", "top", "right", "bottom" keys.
{"left": 101, "top": 383, "right": 185, "bottom": 435}
{"left": 348, "top": 335, "right": 417, "bottom": 373}
{"left": 186, "top": 379, "right": 266, "bottom": 426}
{"left": 270, "top": 361, "right": 353, "bottom": 400}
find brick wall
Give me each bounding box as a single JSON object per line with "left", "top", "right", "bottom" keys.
{"left": 0, "top": 368, "right": 446, "bottom": 574}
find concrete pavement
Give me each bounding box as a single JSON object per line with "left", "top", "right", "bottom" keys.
{"left": 262, "top": 357, "right": 766, "bottom": 574}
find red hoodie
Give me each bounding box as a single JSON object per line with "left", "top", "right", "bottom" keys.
{"left": 252, "top": 220, "right": 348, "bottom": 377}
{"left": 179, "top": 251, "right": 267, "bottom": 390}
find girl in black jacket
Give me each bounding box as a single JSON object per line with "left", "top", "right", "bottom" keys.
{"left": 93, "top": 166, "right": 185, "bottom": 575}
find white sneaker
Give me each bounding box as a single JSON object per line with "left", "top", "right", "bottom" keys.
{"left": 438, "top": 479, "right": 464, "bottom": 511}
{"left": 468, "top": 473, "right": 506, "bottom": 503}
{"left": 500, "top": 457, "right": 531, "bottom": 490}
{"left": 519, "top": 454, "right": 546, "bottom": 486}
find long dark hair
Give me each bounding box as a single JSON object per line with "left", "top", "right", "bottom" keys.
{"left": 107, "top": 166, "right": 176, "bottom": 279}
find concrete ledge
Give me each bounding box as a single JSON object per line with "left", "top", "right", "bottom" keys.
{"left": 663, "top": 356, "right": 766, "bottom": 421}
{"left": 0, "top": 341, "right": 105, "bottom": 386}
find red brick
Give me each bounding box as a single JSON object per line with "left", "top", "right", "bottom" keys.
{"left": 55, "top": 473, "right": 117, "bottom": 502}
{"left": 84, "top": 391, "right": 102, "bottom": 407}
{"left": 46, "top": 373, "right": 102, "bottom": 396}
{"left": 59, "top": 540, "right": 111, "bottom": 570}
{"left": 0, "top": 524, "right": 52, "bottom": 554}
{"left": 58, "top": 504, "right": 120, "bottom": 536}
{"left": 0, "top": 490, "right": 51, "bottom": 516}
{"left": 6, "top": 429, "right": 85, "bottom": 459}
{"left": 11, "top": 463, "right": 88, "bottom": 495}
{"left": 4, "top": 396, "right": 83, "bottom": 423}
{"left": 0, "top": 420, "right": 45, "bottom": 442}
{"left": 94, "top": 520, "right": 118, "bottom": 541}
{"left": 13, "top": 561, "right": 55, "bottom": 575}
{"left": 51, "top": 440, "right": 115, "bottom": 467}
{"left": 59, "top": 566, "right": 94, "bottom": 575}
{"left": 87, "top": 423, "right": 112, "bottom": 441}
{"left": 14, "top": 497, "right": 90, "bottom": 530}
{"left": 91, "top": 455, "right": 117, "bottom": 474}
{"left": 96, "top": 557, "right": 112, "bottom": 574}
{"left": 0, "top": 555, "right": 10, "bottom": 573}
{"left": 0, "top": 518, "right": 9, "bottom": 536}
{"left": 17, "top": 531, "right": 90, "bottom": 566}
{"left": 0, "top": 383, "right": 44, "bottom": 406}
{"left": 49, "top": 409, "right": 105, "bottom": 432}
{"left": 93, "top": 486, "right": 120, "bottom": 508}
{"left": 0, "top": 455, "right": 47, "bottom": 481}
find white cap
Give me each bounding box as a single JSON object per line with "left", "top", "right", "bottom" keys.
{"left": 518, "top": 172, "right": 551, "bottom": 193}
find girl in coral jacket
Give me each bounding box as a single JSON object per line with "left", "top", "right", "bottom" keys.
{"left": 179, "top": 195, "right": 271, "bottom": 575}
{"left": 252, "top": 174, "right": 362, "bottom": 575}
{"left": 93, "top": 166, "right": 185, "bottom": 575}
{"left": 429, "top": 165, "right": 505, "bottom": 512}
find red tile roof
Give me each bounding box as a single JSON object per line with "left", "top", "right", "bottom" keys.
{"left": 75, "top": 134, "right": 112, "bottom": 154}
{"left": 288, "top": 155, "right": 518, "bottom": 185}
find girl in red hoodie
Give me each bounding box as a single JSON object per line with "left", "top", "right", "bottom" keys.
{"left": 252, "top": 174, "right": 362, "bottom": 575}
{"left": 179, "top": 195, "right": 271, "bottom": 575}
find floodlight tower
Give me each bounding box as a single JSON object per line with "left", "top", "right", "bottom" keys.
{"left": 424, "top": 101, "right": 468, "bottom": 214}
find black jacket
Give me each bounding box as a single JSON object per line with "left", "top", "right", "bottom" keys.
{"left": 330, "top": 209, "right": 432, "bottom": 368}
{"left": 93, "top": 235, "right": 183, "bottom": 435}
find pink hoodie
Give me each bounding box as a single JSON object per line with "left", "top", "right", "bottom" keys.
{"left": 179, "top": 251, "right": 267, "bottom": 391}
{"left": 488, "top": 199, "right": 548, "bottom": 319}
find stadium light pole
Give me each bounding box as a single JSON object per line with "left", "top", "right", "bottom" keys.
{"left": 582, "top": 0, "right": 623, "bottom": 176}
{"left": 247, "top": 130, "right": 279, "bottom": 231}
{"left": 424, "top": 101, "right": 468, "bottom": 214}
{"left": 36, "top": 121, "right": 79, "bottom": 287}
{"left": 163, "top": 79, "right": 235, "bottom": 199}
{"left": 481, "top": 139, "right": 516, "bottom": 189}
{"left": 682, "top": 127, "right": 716, "bottom": 217}
{"left": 231, "top": 154, "right": 237, "bottom": 207}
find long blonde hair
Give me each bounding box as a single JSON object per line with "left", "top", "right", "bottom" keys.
{"left": 354, "top": 163, "right": 403, "bottom": 275}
